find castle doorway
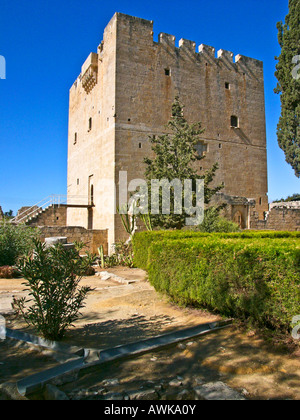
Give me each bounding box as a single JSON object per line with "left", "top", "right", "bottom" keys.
{"left": 233, "top": 210, "right": 244, "bottom": 229}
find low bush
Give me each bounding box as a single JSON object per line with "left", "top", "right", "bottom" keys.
{"left": 133, "top": 231, "right": 300, "bottom": 333}
{"left": 198, "top": 207, "right": 240, "bottom": 233}
{"left": 133, "top": 230, "right": 300, "bottom": 270}
{"left": 0, "top": 222, "right": 39, "bottom": 266}
{"left": 13, "top": 240, "right": 92, "bottom": 341}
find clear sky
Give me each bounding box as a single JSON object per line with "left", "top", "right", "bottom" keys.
{"left": 0, "top": 0, "right": 299, "bottom": 214}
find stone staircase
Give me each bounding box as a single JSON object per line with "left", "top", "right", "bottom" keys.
{"left": 11, "top": 195, "right": 90, "bottom": 227}
{"left": 11, "top": 196, "right": 69, "bottom": 227}
{"left": 24, "top": 205, "right": 67, "bottom": 227}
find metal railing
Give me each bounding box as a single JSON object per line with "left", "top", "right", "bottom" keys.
{"left": 11, "top": 195, "right": 89, "bottom": 224}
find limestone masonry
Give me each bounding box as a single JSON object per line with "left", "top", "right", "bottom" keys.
{"left": 67, "top": 12, "right": 269, "bottom": 246}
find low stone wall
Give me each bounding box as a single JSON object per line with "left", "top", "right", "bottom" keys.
{"left": 39, "top": 226, "right": 108, "bottom": 254}
{"left": 251, "top": 207, "right": 300, "bottom": 231}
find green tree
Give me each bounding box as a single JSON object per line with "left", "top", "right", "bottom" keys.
{"left": 275, "top": 0, "right": 300, "bottom": 177}
{"left": 4, "top": 210, "right": 14, "bottom": 218}
{"left": 144, "top": 97, "right": 224, "bottom": 229}
{"left": 13, "top": 240, "right": 92, "bottom": 341}
{"left": 198, "top": 207, "right": 240, "bottom": 233}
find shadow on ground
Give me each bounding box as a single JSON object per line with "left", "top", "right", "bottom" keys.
{"left": 61, "top": 327, "right": 300, "bottom": 400}
{"left": 64, "top": 313, "right": 178, "bottom": 349}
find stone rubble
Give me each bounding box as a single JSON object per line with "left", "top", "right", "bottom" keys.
{"left": 64, "top": 377, "right": 247, "bottom": 401}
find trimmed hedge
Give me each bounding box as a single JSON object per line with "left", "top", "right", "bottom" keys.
{"left": 133, "top": 232, "right": 300, "bottom": 333}
{"left": 133, "top": 230, "right": 300, "bottom": 270}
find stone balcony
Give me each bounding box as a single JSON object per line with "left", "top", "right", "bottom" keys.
{"left": 81, "top": 52, "right": 98, "bottom": 94}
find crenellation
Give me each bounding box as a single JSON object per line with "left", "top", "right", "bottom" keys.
{"left": 217, "top": 49, "right": 234, "bottom": 62}
{"left": 179, "top": 38, "right": 196, "bottom": 53}
{"left": 198, "top": 44, "right": 216, "bottom": 57}
{"left": 159, "top": 33, "right": 176, "bottom": 48}
{"left": 235, "top": 54, "right": 263, "bottom": 68}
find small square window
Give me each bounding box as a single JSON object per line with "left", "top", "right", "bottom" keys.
{"left": 231, "top": 115, "right": 239, "bottom": 128}
{"left": 219, "top": 143, "right": 222, "bottom": 149}
{"left": 195, "top": 142, "right": 208, "bottom": 157}
{"left": 225, "top": 82, "right": 230, "bottom": 90}
{"left": 139, "top": 143, "right": 142, "bottom": 149}
{"left": 165, "top": 68, "right": 170, "bottom": 76}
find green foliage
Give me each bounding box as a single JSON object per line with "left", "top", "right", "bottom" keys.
{"left": 143, "top": 235, "right": 300, "bottom": 334}
{"left": 144, "top": 97, "right": 224, "bottom": 229}
{"left": 273, "top": 193, "right": 300, "bottom": 202}
{"left": 4, "top": 210, "right": 14, "bottom": 219}
{"left": 117, "top": 206, "right": 137, "bottom": 240}
{"left": 81, "top": 251, "right": 98, "bottom": 276}
{"left": 113, "top": 241, "right": 134, "bottom": 268}
{"left": 0, "top": 222, "right": 39, "bottom": 266}
{"left": 275, "top": 0, "right": 300, "bottom": 177}
{"left": 198, "top": 207, "right": 240, "bottom": 233}
{"left": 98, "top": 241, "right": 134, "bottom": 268}
{"left": 13, "top": 240, "right": 92, "bottom": 341}
{"left": 133, "top": 230, "right": 300, "bottom": 270}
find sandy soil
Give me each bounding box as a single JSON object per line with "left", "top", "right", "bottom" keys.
{"left": 0, "top": 267, "right": 220, "bottom": 349}
{"left": 61, "top": 326, "right": 300, "bottom": 400}
{"left": 0, "top": 267, "right": 299, "bottom": 400}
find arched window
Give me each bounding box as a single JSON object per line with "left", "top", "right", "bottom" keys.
{"left": 233, "top": 211, "right": 244, "bottom": 229}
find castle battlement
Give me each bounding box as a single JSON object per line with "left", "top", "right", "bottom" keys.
{"left": 71, "top": 13, "right": 263, "bottom": 92}
{"left": 67, "top": 12, "right": 268, "bottom": 246}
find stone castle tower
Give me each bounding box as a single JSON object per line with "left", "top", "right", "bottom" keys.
{"left": 67, "top": 13, "right": 268, "bottom": 247}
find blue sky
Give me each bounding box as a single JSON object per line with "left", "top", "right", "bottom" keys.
{"left": 0, "top": 0, "right": 298, "bottom": 214}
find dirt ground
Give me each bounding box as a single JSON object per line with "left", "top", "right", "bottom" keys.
{"left": 0, "top": 267, "right": 299, "bottom": 400}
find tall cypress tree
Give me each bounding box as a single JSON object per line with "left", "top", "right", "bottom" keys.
{"left": 275, "top": 0, "right": 300, "bottom": 177}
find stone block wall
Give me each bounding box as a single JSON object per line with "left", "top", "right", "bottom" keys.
{"left": 39, "top": 226, "right": 108, "bottom": 254}
{"left": 26, "top": 205, "right": 67, "bottom": 227}
{"left": 250, "top": 207, "right": 300, "bottom": 231}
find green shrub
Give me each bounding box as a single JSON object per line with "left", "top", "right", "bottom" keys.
{"left": 145, "top": 237, "right": 299, "bottom": 333}
{"left": 133, "top": 230, "right": 300, "bottom": 270}
{"left": 0, "top": 222, "right": 39, "bottom": 266}
{"left": 13, "top": 240, "right": 92, "bottom": 341}
{"left": 198, "top": 207, "right": 240, "bottom": 233}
